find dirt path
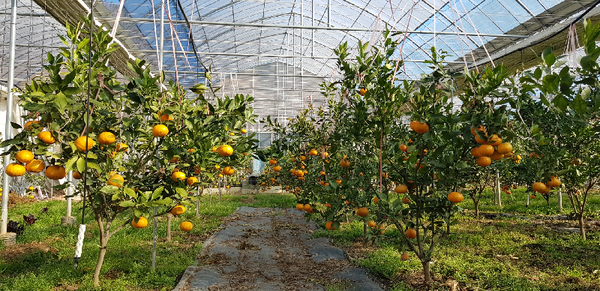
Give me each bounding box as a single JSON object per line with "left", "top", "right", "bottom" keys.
{"left": 173, "top": 207, "right": 384, "bottom": 291}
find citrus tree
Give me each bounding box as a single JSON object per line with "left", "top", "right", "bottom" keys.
{"left": 1, "top": 21, "right": 206, "bottom": 286}
{"left": 514, "top": 19, "right": 600, "bottom": 239}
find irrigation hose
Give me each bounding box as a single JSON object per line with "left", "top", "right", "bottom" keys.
{"left": 74, "top": 0, "right": 94, "bottom": 270}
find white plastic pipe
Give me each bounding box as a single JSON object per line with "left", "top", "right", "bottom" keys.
{"left": 66, "top": 172, "right": 72, "bottom": 217}
{"left": 1, "top": 0, "right": 18, "bottom": 235}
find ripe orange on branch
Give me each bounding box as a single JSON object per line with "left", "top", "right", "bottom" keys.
{"left": 75, "top": 136, "right": 95, "bottom": 152}
{"left": 478, "top": 144, "right": 494, "bottom": 157}
{"left": 16, "top": 150, "right": 34, "bottom": 164}
{"left": 98, "top": 132, "right": 116, "bottom": 145}
{"left": 325, "top": 221, "right": 336, "bottom": 230}
{"left": 217, "top": 145, "right": 234, "bottom": 157}
{"left": 406, "top": 228, "right": 417, "bottom": 239}
{"left": 108, "top": 174, "right": 124, "bottom": 188}
{"left": 6, "top": 163, "right": 26, "bottom": 177}
{"left": 152, "top": 124, "right": 169, "bottom": 137}
{"left": 172, "top": 171, "right": 186, "bottom": 181}
{"left": 45, "top": 165, "right": 66, "bottom": 180}
{"left": 38, "top": 131, "right": 56, "bottom": 144}
{"left": 180, "top": 221, "right": 193, "bottom": 232}
{"left": 547, "top": 176, "right": 561, "bottom": 188}
{"left": 532, "top": 182, "right": 549, "bottom": 193}
{"left": 26, "top": 159, "right": 45, "bottom": 173}
{"left": 477, "top": 156, "right": 491, "bottom": 167}
{"left": 497, "top": 143, "right": 513, "bottom": 154}
{"left": 410, "top": 121, "right": 429, "bottom": 134}
{"left": 356, "top": 207, "right": 369, "bottom": 217}
{"left": 131, "top": 217, "right": 148, "bottom": 228}
{"left": 448, "top": 192, "right": 464, "bottom": 203}
{"left": 395, "top": 185, "right": 408, "bottom": 194}
{"left": 171, "top": 205, "right": 186, "bottom": 216}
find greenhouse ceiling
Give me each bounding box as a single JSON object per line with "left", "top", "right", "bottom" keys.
{"left": 1, "top": 0, "right": 600, "bottom": 89}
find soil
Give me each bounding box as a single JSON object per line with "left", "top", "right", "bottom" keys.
{"left": 0, "top": 241, "right": 57, "bottom": 261}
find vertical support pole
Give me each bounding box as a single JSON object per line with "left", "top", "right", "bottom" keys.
{"left": 66, "top": 172, "right": 73, "bottom": 217}
{"left": 526, "top": 193, "right": 530, "bottom": 208}
{"left": 1, "top": 0, "right": 18, "bottom": 235}
{"left": 433, "top": 0, "right": 436, "bottom": 48}
{"left": 328, "top": 0, "right": 331, "bottom": 27}
{"left": 152, "top": 0, "right": 166, "bottom": 273}
{"left": 311, "top": 0, "right": 314, "bottom": 57}
{"left": 496, "top": 171, "right": 502, "bottom": 207}
{"left": 558, "top": 188, "right": 563, "bottom": 213}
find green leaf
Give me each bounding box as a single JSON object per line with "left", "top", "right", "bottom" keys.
{"left": 76, "top": 157, "right": 86, "bottom": 173}
{"left": 176, "top": 187, "right": 188, "bottom": 198}
{"left": 119, "top": 200, "right": 136, "bottom": 208}
{"left": 152, "top": 187, "right": 164, "bottom": 199}
{"left": 54, "top": 92, "right": 68, "bottom": 114}
{"left": 65, "top": 156, "right": 79, "bottom": 173}
{"left": 100, "top": 185, "right": 118, "bottom": 194}
{"left": 124, "top": 187, "right": 137, "bottom": 198}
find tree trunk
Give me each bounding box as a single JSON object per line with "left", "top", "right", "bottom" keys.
{"left": 474, "top": 201, "right": 480, "bottom": 219}
{"left": 578, "top": 214, "right": 586, "bottom": 240}
{"left": 363, "top": 222, "right": 367, "bottom": 245}
{"left": 166, "top": 214, "right": 172, "bottom": 242}
{"left": 93, "top": 218, "right": 109, "bottom": 287}
{"left": 422, "top": 260, "right": 431, "bottom": 284}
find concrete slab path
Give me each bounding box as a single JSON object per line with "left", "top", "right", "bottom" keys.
{"left": 173, "top": 207, "right": 384, "bottom": 291}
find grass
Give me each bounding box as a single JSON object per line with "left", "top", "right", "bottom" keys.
{"left": 459, "top": 187, "right": 600, "bottom": 218}
{"left": 314, "top": 189, "right": 600, "bottom": 291}
{"left": 0, "top": 192, "right": 296, "bottom": 291}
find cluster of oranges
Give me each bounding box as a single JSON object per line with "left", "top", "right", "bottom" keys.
{"left": 532, "top": 176, "right": 561, "bottom": 195}
{"left": 469, "top": 126, "right": 513, "bottom": 167}
{"left": 501, "top": 185, "right": 517, "bottom": 195}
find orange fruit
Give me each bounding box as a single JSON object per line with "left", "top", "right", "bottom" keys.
{"left": 336, "top": 179, "right": 342, "bottom": 186}
{"left": 448, "top": 192, "right": 464, "bottom": 203}
{"left": 170, "top": 205, "right": 186, "bottom": 215}
{"left": 359, "top": 88, "right": 367, "bottom": 96}
{"left": 402, "top": 197, "right": 411, "bottom": 204}
{"left": 532, "top": 182, "right": 549, "bottom": 193}
{"left": 325, "top": 203, "right": 331, "bottom": 208}
{"left": 273, "top": 165, "right": 281, "bottom": 172}
{"left": 108, "top": 174, "right": 124, "bottom": 188}
{"left": 45, "top": 165, "right": 66, "bottom": 180}
{"left": 547, "top": 176, "right": 561, "bottom": 188}
{"left": 356, "top": 207, "right": 369, "bottom": 217}
{"left": 180, "top": 221, "right": 193, "bottom": 232}
{"left": 16, "top": 150, "right": 34, "bottom": 164}
{"left": 530, "top": 195, "right": 536, "bottom": 199}
{"left": 474, "top": 133, "right": 488, "bottom": 144}
{"left": 401, "top": 252, "right": 410, "bottom": 261}
{"left": 172, "top": 171, "right": 186, "bottom": 181}
{"left": 339, "top": 159, "right": 351, "bottom": 168}
{"left": 131, "top": 217, "right": 148, "bottom": 228}
{"left": 367, "top": 220, "right": 377, "bottom": 228}
{"left": 395, "top": 185, "right": 408, "bottom": 194}
{"left": 487, "top": 134, "right": 502, "bottom": 146}
{"left": 300, "top": 155, "right": 306, "bottom": 161}
{"left": 477, "top": 156, "right": 491, "bottom": 167}
{"left": 406, "top": 228, "right": 417, "bottom": 239}
{"left": 325, "top": 221, "right": 336, "bottom": 230}
{"left": 497, "top": 143, "right": 513, "bottom": 154}
{"left": 72, "top": 171, "right": 82, "bottom": 179}
{"left": 309, "top": 149, "right": 318, "bottom": 156}
{"left": 5, "top": 163, "right": 26, "bottom": 177}
{"left": 399, "top": 144, "right": 408, "bottom": 152}
{"left": 410, "top": 121, "right": 429, "bottom": 134}
{"left": 478, "top": 144, "right": 494, "bottom": 157}
{"left": 470, "top": 125, "right": 487, "bottom": 136}
{"left": 304, "top": 204, "right": 313, "bottom": 213}
{"left": 152, "top": 124, "right": 169, "bottom": 137}
{"left": 25, "top": 159, "right": 45, "bottom": 173}
{"left": 24, "top": 120, "right": 40, "bottom": 130}
{"left": 98, "top": 132, "right": 116, "bottom": 145}
{"left": 296, "top": 203, "right": 304, "bottom": 211}
{"left": 373, "top": 197, "right": 379, "bottom": 204}
{"left": 186, "top": 177, "right": 199, "bottom": 186}
{"left": 38, "top": 131, "right": 56, "bottom": 144}
{"left": 241, "top": 129, "right": 247, "bottom": 134}
{"left": 471, "top": 147, "right": 482, "bottom": 158}
{"left": 217, "top": 145, "right": 234, "bottom": 157}
{"left": 74, "top": 136, "right": 95, "bottom": 152}
{"left": 269, "top": 159, "right": 277, "bottom": 165}
{"left": 116, "top": 142, "right": 128, "bottom": 152}
{"left": 160, "top": 114, "right": 173, "bottom": 122}
{"left": 490, "top": 150, "right": 504, "bottom": 161}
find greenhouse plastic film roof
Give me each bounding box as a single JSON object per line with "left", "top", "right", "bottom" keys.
{"left": 1, "top": 0, "right": 600, "bottom": 128}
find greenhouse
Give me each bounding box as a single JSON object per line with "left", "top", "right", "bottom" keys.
{"left": 1, "top": 0, "right": 600, "bottom": 290}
